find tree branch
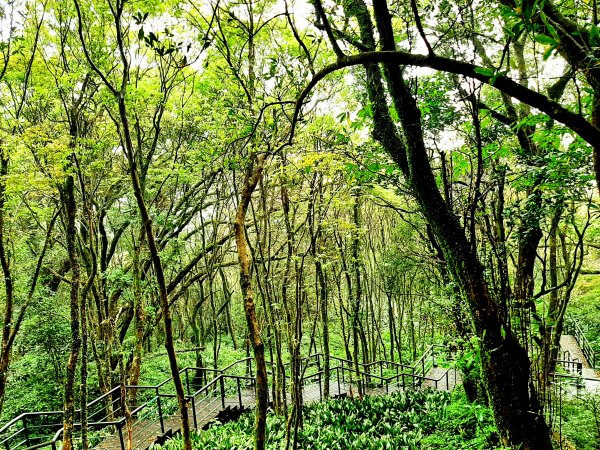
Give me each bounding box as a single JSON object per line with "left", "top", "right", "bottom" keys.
{"left": 292, "top": 51, "right": 600, "bottom": 149}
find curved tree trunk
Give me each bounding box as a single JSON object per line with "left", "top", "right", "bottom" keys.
{"left": 326, "top": 0, "right": 554, "bottom": 447}
{"left": 234, "top": 155, "right": 269, "bottom": 450}
{"left": 72, "top": 1, "right": 193, "bottom": 446}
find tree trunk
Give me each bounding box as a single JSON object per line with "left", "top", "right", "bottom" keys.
{"left": 60, "top": 174, "right": 81, "bottom": 450}
{"left": 350, "top": 194, "right": 363, "bottom": 396}
{"left": 337, "top": 1, "right": 554, "bottom": 447}
{"left": 234, "top": 156, "right": 269, "bottom": 450}
{"left": 128, "top": 229, "right": 145, "bottom": 397}
{"left": 118, "top": 100, "right": 192, "bottom": 450}
{"left": 0, "top": 153, "right": 13, "bottom": 418}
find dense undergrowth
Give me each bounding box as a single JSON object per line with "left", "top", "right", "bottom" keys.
{"left": 152, "top": 388, "right": 504, "bottom": 450}
{"left": 559, "top": 393, "right": 600, "bottom": 450}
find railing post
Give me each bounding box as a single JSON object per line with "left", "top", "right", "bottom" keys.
{"left": 118, "top": 423, "right": 125, "bottom": 450}
{"left": 220, "top": 376, "right": 226, "bottom": 409}
{"left": 237, "top": 378, "right": 242, "bottom": 408}
{"left": 336, "top": 368, "right": 341, "bottom": 396}
{"left": 318, "top": 372, "right": 323, "bottom": 402}
{"left": 191, "top": 396, "right": 198, "bottom": 430}
{"left": 156, "top": 388, "right": 165, "bottom": 434}
{"left": 362, "top": 372, "right": 367, "bottom": 396}
{"left": 185, "top": 368, "right": 191, "bottom": 396}
{"left": 22, "top": 416, "right": 31, "bottom": 448}
{"left": 266, "top": 379, "right": 270, "bottom": 406}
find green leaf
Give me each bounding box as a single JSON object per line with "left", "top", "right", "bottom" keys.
{"left": 542, "top": 44, "right": 558, "bottom": 60}
{"left": 533, "top": 34, "right": 558, "bottom": 46}
{"left": 473, "top": 67, "right": 494, "bottom": 77}
{"left": 590, "top": 24, "right": 600, "bottom": 46}
{"left": 506, "top": 21, "right": 524, "bottom": 39}
{"left": 539, "top": 11, "right": 560, "bottom": 40}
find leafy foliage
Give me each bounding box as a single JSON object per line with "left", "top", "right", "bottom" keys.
{"left": 153, "top": 389, "right": 503, "bottom": 449}
{"left": 559, "top": 393, "right": 600, "bottom": 450}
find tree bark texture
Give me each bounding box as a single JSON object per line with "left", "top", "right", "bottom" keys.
{"left": 234, "top": 156, "right": 269, "bottom": 450}
{"left": 60, "top": 174, "right": 80, "bottom": 450}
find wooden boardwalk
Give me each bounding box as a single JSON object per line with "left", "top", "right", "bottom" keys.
{"left": 94, "top": 383, "right": 359, "bottom": 450}
{"left": 0, "top": 348, "right": 460, "bottom": 450}
{"left": 560, "top": 335, "right": 590, "bottom": 369}
{"left": 95, "top": 395, "right": 255, "bottom": 450}
{"left": 93, "top": 370, "right": 461, "bottom": 450}
{"left": 558, "top": 334, "right": 600, "bottom": 395}
{"left": 423, "top": 367, "right": 461, "bottom": 391}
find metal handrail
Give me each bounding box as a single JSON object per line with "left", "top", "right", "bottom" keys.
{"left": 556, "top": 359, "right": 583, "bottom": 376}
{"left": 553, "top": 372, "right": 600, "bottom": 383}
{"left": 219, "top": 357, "right": 254, "bottom": 374}
{"left": 0, "top": 412, "right": 63, "bottom": 436}
{"left": 0, "top": 344, "right": 455, "bottom": 450}
{"left": 566, "top": 319, "right": 599, "bottom": 369}
{"left": 86, "top": 386, "right": 121, "bottom": 408}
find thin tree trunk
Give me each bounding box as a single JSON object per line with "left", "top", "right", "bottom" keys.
{"left": 72, "top": 2, "right": 192, "bottom": 444}
{"left": 351, "top": 194, "right": 363, "bottom": 397}
{"left": 122, "top": 109, "right": 192, "bottom": 450}
{"left": 0, "top": 153, "right": 14, "bottom": 419}
{"left": 128, "top": 228, "right": 145, "bottom": 396}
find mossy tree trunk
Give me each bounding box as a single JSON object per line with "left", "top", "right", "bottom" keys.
{"left": 60, "top": 173, "right": 80, "bottom": 450}
{"left": 317, "top": 0, "right": 554, "bottom": 447}
{"left": 234, "top": 155, "right": 269, "bottom": 450}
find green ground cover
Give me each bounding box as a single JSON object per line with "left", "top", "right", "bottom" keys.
{"left": 153, "top": 388, "right": 504, "bottom": 450}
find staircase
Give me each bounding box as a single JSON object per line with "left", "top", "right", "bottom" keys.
{"left": 555, "top": 321, "right": 600, "bottom": 395}
{"left": 0, "top": 345, "right": 459, "bottom": 450}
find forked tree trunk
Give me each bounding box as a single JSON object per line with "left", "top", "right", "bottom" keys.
{"left": 72, "top": 2, "right": 192, "bottom": 444}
